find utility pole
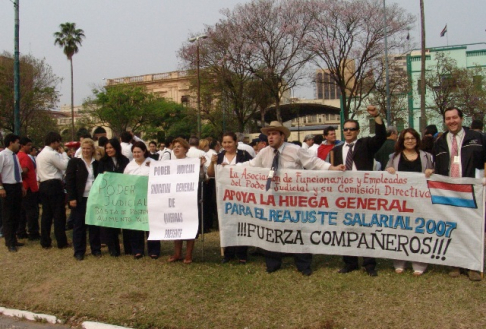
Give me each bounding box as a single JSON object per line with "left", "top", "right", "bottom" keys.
{"left": 419, "top": 0, "right": 427, "bottom": 133}
{"left": 383, "top": 0, "right": 391, "bottom": 125}
{"left": 14, "top": 0, "right": 20, "bottom": 135}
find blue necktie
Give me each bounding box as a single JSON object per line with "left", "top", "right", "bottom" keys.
{"left": 265, "top": 150, "right": 279, "bottom": 191}
{"left": 13, "top": 153, "right": 21, "bottom": 183}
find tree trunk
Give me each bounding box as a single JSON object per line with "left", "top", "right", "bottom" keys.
{"left": 275, "top": 98, "right": 282, "bottom": 123}
{"left": 70, "top": 57, "right": 75, "bottom": 141}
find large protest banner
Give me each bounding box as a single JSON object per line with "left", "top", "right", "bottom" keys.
{"left": 86, "top": 172, "right": 149, "bottom": 231}
{"left": 216, "top": 166, "right": 485, "bottom": 271}
{"left": 147, "top": 157, "right": 200, "bottom": 240}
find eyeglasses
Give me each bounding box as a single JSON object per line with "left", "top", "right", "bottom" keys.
{"left": 343, "top": 128, "right": 358, "bottom": 132}
{"left": 404, "top": 137, "right": 416, "bottom": 141}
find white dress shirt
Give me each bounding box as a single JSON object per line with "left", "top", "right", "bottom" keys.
{"left": 82, "top": 158, "right": 96, "bottom": 197}
{"left": 123, "top": 157, "right": 151, "bottom": 176}
{"left": 238, "top": 142, "right": 256, "bottom": 158}
{"left": 308, "top": 143, "right": 320, "bottom": 157}
{"left": 242, "top": 142, "right": 331, "bottom": 170}
{"left": 0, "top": 149, "right": 23, "bottom": 184}
{"left": 121, "top": 142, "right": 133, "bottom": 161}
{"left": 187, "top": 146, "right": 206, "bottom": 159}
{"left": 37, "top": 146, "right": 70, "bottom": 182}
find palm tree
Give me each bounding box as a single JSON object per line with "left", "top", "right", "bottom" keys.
{"left": 54, "top": 22, "right": 85, "bottom": 141}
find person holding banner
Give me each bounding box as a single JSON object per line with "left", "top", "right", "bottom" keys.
{"left": 241, "top": 122, "right": 345, "bottom": 276}
{"left": 386, "top": 128, "right": 433, "bottom": 276}
{"left": 65, "top": 138, "right": 101, "bottom": 261}
{"left": 331, "top": 105, "right": 386, "bottom": 277}
{"left": 97, "top": 138, "right": 130, "bottom": 257}
{"left": 168, "top": 138, "right": 206, "bottom": 264}
{"left": 425, "top": 107, "right": 486, "bottom": 281}
{"left": 124, "top": 141, "right": 160, "bottom": 260}
{"left": 207, "top": 132, "right": 253, "bottom": 264}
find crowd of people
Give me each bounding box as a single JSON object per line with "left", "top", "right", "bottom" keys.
{"left": 0, "top": 105, "right": 484, "bottom": 281}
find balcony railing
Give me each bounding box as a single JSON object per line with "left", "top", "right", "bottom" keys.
{"left": 106, "top": 70, "right": 191, "bottom": 86}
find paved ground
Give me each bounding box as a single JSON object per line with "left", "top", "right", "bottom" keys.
{"left": 0, "top": 315, "right": 71, "bottom": 329}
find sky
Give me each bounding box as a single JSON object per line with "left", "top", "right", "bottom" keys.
{"left": 0, "top": 0, "right": 485, "bottom": 108}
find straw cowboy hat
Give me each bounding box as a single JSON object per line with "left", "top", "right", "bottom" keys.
{"left": 261, "top": 121, "right": 291, "bottom": 139}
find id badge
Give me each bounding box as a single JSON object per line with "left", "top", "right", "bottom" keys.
{"left": 268, "top": 169, "right": 275, "bottom": 179}
{"left": 453, "top": 156, "right": 460, "bottom": 164}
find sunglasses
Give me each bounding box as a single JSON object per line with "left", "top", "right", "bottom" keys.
{"left": 343, "top": 127, "right": 358, "bottom": 132}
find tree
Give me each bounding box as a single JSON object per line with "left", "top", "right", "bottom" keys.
{"left": 219, "top": 0, "right": 315, "bottom": 123}
{"left": 0, "top": 52, "right": 60, "bottom": 145}
{"left": 307, "top": 0, "right": 415, "bottom": 120}
{"left": 54, "top": 22, "right": 85, "bottom": 141}
{"left": 82, "top": 85, "right": 187, "bottom": 137}
{"left": 454, "top": 65, "right": 486, "bottom": 122}
{"left": 179, "top": 19, "right": 274, "bottom": 133}
{"left": 365, "top": 56, "right": 411, "bottom": 126}
{"left": 423, "top": 53, "right": 461, "bottom": 119}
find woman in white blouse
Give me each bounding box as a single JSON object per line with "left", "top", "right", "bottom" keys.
{"left": 123, "top": 141, "right": 160, "bottom": 259}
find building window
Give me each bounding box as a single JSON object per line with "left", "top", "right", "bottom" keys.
{"left": 316, "top": 71, "right": 341, "bottom": 100}
{"left": 417, "top": 79, "right": 426, "bottom": 95}
{"left": 396, "top": 118, "right": 405, "bottom": 132}
{"left": 316, "top": 73, "right": 323, "bottom": 99}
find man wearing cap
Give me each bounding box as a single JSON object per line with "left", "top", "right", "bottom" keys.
{"left": 242, "top": 121, "right": 345, "bottom": 276}
{"left": 332, "top": 105, "right": 386, "bottom": 276}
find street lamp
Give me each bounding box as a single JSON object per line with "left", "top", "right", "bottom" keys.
{"left": 383, "top": 0, "right": 391, "bottom": 126}
{"left": 189, "top": 34, "right": 208, "bottom": 138}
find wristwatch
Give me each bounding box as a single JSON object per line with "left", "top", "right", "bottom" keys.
{"left": 0, "top": 186, "right": 4, "bottom": 190}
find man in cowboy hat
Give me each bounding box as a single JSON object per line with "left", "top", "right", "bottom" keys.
{"left": 241, "top": 121, "right": 345, "bottom": 276}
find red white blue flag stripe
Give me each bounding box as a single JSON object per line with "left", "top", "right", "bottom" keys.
{"left": 427, "top": 180, "right": 477, "bottom": 209}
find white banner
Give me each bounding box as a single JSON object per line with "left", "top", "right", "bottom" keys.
{"left": 147, "top": 157, "right": 200, "bottom": 240}
{"left": 216, "top": 166, "right": 485, "bottom": 271}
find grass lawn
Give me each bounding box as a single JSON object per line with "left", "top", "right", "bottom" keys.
{"left": 1, "top": 230, "right": 485, "bottom": 329}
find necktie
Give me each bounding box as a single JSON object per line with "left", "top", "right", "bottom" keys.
{"left": 450, "top": 134, "right": 460, "bottom": 177}
{"left": 13, "top": 153, "right": 21, "bottom": 183}
{"left": 266, "top": 149, "right": 279, "bottom": 191}
{"left": 345, "top": 143, "right": 354, "bottom": 170}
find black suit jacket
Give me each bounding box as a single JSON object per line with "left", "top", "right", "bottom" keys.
{"left": 97, "top": 155, "right": 129, "bottom": 174}
{"left": 216, "top": 149, "right": 253, "bottom": 165}
{"left": 332, "top": 122, "right": 387, "bottom": 170}
{"left": 65, "top": 157, "right": 99, "bottom": 203}
{"left": 433, "top": 127, "right": 486, "bottom": 178}
{"left": 149, "top": 153, "right": 160, "bottom": 161}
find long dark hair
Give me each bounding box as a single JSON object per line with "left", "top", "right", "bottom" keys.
{"left": 101, "top": 138, "right": 126, "bottom": 163}
{"left": 393, "top": 128, "right": 421, "bottom": 159}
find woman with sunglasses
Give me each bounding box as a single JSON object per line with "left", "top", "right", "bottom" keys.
{"left": 386, "top": 128, "right": 434, "bottom": 276}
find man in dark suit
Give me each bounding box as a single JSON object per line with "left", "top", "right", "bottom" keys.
{"left": 425, "top": 107, "right": 486, "bottom": 281}
{"left": 332, "top": 105, "right": 387, "bottom": 276}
